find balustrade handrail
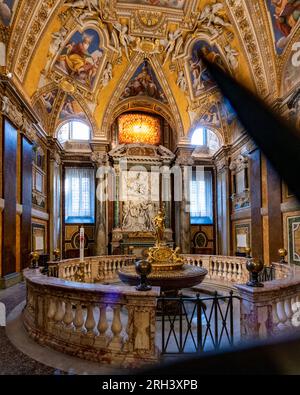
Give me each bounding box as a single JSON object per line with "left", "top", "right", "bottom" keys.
{"left": 236, "top": 273, "right": 300, "bottom": 340}
{"left": 47, "top": 255, "right": 136, "bottom": 281}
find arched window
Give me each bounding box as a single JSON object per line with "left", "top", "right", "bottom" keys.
{"left": 57, "top": 120, "right": 91, "bottom": 143}
{"left": 191, "top": 127, "right": 221, "bottom": 153}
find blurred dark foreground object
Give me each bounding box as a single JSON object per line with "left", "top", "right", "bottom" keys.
{"left": 141, "top": 332, "right": 300, "bottom": 375}
{"left": 200, "top": 58, "right": 300, "bottom": 203}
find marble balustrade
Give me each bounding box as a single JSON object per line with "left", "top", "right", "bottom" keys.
{"left": 236, "top": 277, "right": 300, "bottom": 341}
{"left": 48, "top": 255, "right": 136, "bottom": 283}
{"left": 182, "top": 255, "right": 293, "bottom": 285}
{"left": 23, "top": 269, "right": 160, "bottom": 367}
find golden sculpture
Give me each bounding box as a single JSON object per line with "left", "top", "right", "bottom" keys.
{"left": 146, "top": 208, "right": 184, "bottom": 271}
{"left": 153, "top": 209, "right": 166, "bottom": 246}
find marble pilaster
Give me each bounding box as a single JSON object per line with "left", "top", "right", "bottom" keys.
{"left": 91, "top": 152, "right": 110, "bottom": 256}
{"left": 174, "top": 147, "right": 194, "bottom": 254}
{"left": 215, "top": 148, "right": 231, "bottom": 256}
{"left": 48, "top": 147, "right": 62, "bottom": 260}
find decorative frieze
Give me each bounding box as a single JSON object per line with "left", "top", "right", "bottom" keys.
{"left": 1, "top": 96, "right": 37, "bottom": 142}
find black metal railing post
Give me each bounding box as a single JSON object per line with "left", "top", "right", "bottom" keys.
{"left": 196, "top": 293, "right": 203, "bottom": 353}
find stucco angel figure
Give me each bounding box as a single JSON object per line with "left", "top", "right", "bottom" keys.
{"left": 64, "top": 0, "right": 100, "bottom": 25}
{"left": 224, "top": 44, "right": 239, "bottom": 70}
{"left": 64, "top": 0, "right": 99, "bottom": 12}
{"left": 199, "top": 3, "right": 231, "bottom": 35}
{"left": 101, "top": 62, "right": 113, "bottom": 86}
{"left": 113, "top": 22, "right": 135, "bottom": 61}
{"left": 45, "top": 27, "right": 68, "bottom": 73}
{"left": 160, "top": 29, "right": 182, "bottom": 66}
{"left": 177, "top": 70, "right": 187, "bottom": 92}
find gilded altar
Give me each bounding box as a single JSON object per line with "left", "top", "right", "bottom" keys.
{"left": 146, "top": 210, "right": 184, "bottom": 271}
{"left": 109, "top": 144, "right": 175, "bottom": 257}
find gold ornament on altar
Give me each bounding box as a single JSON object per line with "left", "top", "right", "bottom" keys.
{"left": 146, "top": 209, "right": 184, "bottom": 271}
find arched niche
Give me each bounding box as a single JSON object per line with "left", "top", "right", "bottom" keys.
{"left": 109, "top": 98, "right": 178, "bottom": 151}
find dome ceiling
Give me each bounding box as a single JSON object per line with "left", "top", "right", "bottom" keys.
{"left": 2, "top": 0, "right": 300, "bottom": 145}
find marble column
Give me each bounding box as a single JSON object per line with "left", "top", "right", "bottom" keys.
{"left": 91, "top": 152, "right": 110, "bottom": 256}
{"left": 174, "top": 148, "right": 193, "bottom": 254}
{"left": 267, "top": 161, "right": 283, "bottom": 263}
{"left": 249, "top": 149, "right": 264, "bottom": 262}
{"left": 49, "top": 149, "right": 62, "bottom": 260}
{"left": 161, "top": 164, "right": 172, "bottom": 232}
{"left": 215, "top": 148, "right": 231, "bottom": 256}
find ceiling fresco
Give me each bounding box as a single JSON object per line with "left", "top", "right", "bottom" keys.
{"left": 0, "top": 0, "right": 17, "bottom": 26}
{"left": 267, "top": 0, "right": 300, "bottom": 54}
{"left": 54, "top": 29, "right": 104, "bottom": 89}
{"left": 120, "top": 61, "right": 168, "bottom": 103}
{"left": 1, "top": 0, "right": 299, "bottom": 145}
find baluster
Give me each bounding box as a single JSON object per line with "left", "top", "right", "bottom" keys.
{"left": 211, "top": 260, "right": 215, "bottom": 279}
{"left": 284, "top": 298, "right": 293, "bottom": 327}
{"left": 276, "top": 300, "right": 288, "bottom": 330}
{"left": 47, "top": 298, "right": 57, "bottom": 321}
{"left": 63, "top": 301, "right": 74, "bottom": 331}
{"left": 74, "top": 303, "right": 85, "bottom": 333}
{"left": 216, "top": 261, "right": 220, "bottom": 278}
{"left": 54, "top": 299, "right": 65, "bottom": 328}
{"left": 109, "top": 305, "right": 123, "bottom": 349}
{"left": 272, "top": 302, "right": 281, "bottom": 334}
{"left": 95, "top": 304, "right": 109, "bottom": 348}
{"left": 230, "top": 262, "right": 234, "bottom": 281}
{"left": 85, "top": 304, "right": 96, "bottom": 336}
{"left": 225, "top": 261, "right": 230, "bottom": 281}
{"left": 291, "top": 297, "right": 298, "bottom": 315}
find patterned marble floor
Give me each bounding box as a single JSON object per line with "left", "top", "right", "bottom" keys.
{"left": 0, "top": 282, "right": 56, "bottom": 375}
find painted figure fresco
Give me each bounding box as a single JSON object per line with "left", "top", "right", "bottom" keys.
{"left": 59, "top": 95, "right": 87, "bottom": 121}
{"left": 199, "top": 104, "right": 221, "bottom": 128}
{"left": 221, "top": 97, "right": 237, "bottom": 126}
{"left": 189, "top": 40, "right": 225, "bottom": 97}
{"left": 0, "top": 0, "right": 16, "bottom": 26}
{"left": 268, "top": 0, "right": 300, "bottom": 53}
{"left": 120, "top": 61, "right": 168, "bottom": 103}
{"left": 282, "top": 49, "right": 300, "bottom": 93}
{"left": 118, "top": 0, "right": 185, "bottom": 9}
{"left": 55, "top": 29, "right": 103, "bottom": 88}
{"left": 41, "top": 90, "right": 58, "bottom": 114}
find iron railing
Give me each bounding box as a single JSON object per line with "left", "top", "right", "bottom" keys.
{"left": 158, "top": 291, "right": 239, "bottom": 355}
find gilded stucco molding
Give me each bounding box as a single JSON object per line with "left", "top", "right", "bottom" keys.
{"left": 226, "top": 0, "right": 269, "bottom": 97}
{"left": 7, "top": 0, "right": 60, "bottom": 82}
{"left": 1, "top": 95, "right": 37, "bottom": 142}
{"left": 247, "top": 0, "right": 279, "bottom": 99}
{"left": 0, "top": 24, "right": 11, "bottom": 45}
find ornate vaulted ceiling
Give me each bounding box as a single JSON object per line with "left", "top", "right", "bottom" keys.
{"left": 2, "top": 0, "right": 300, "bottom": 145}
